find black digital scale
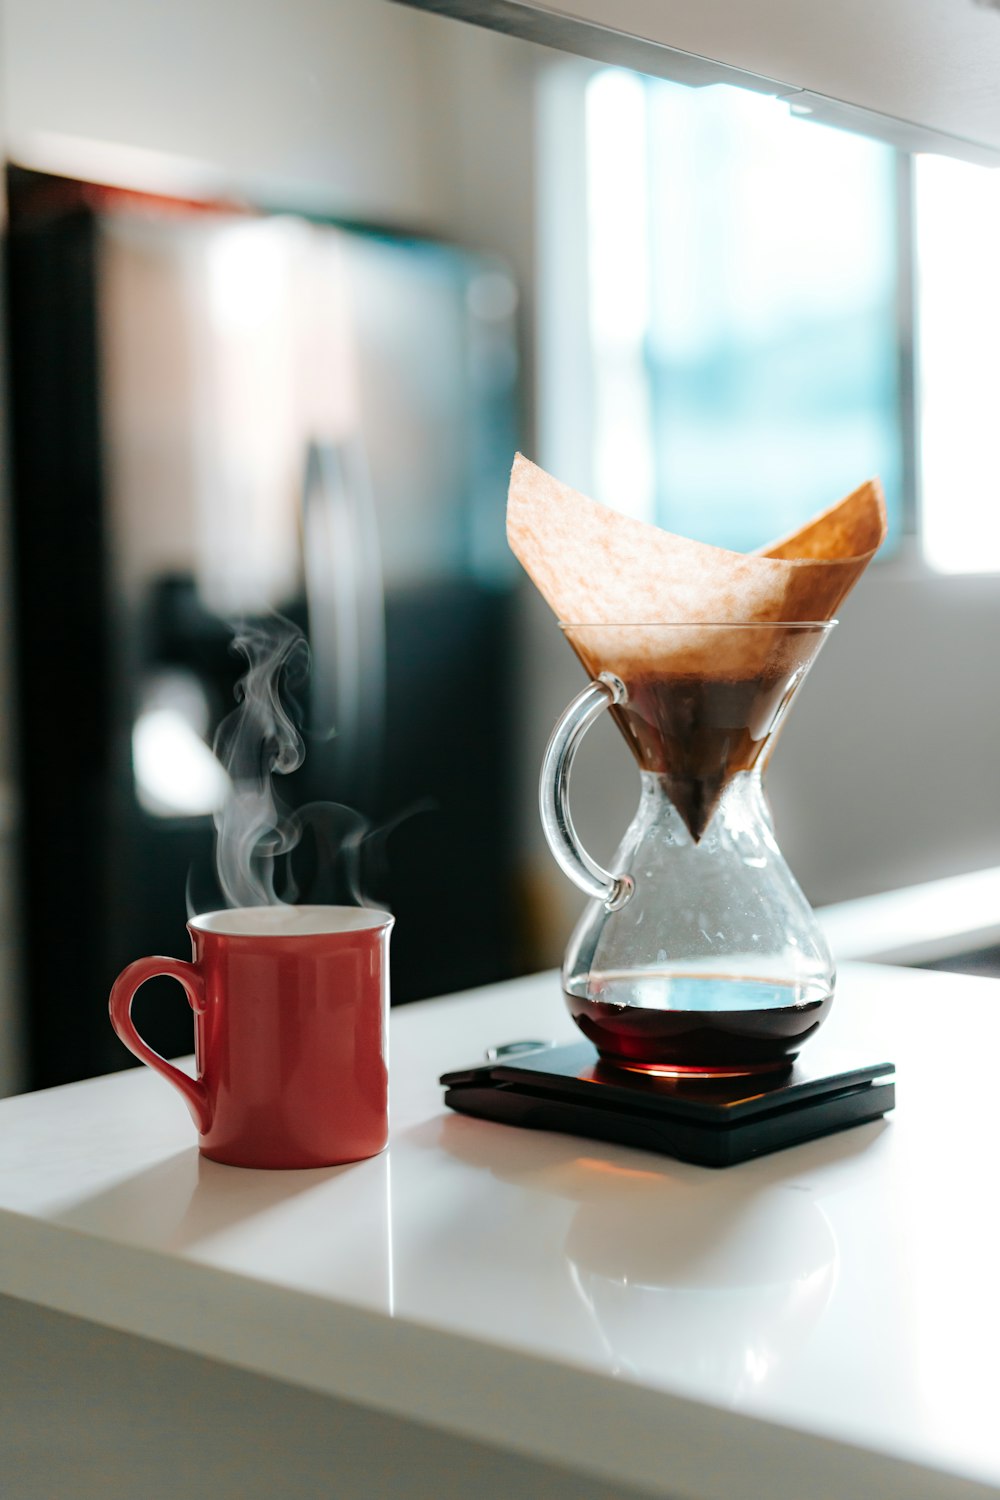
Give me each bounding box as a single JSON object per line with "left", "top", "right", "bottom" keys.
{"left": 441, "top": 1041, "right": 895, "bottom": 1168}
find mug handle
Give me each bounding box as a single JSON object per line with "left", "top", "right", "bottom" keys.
{"left": 539, "top": 672, "right": 634, "bottom": 911}
{"left": 109, "top": 957, "right": 212, "bottom": 1133}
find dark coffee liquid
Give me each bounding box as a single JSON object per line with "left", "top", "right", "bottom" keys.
{"left": 568, "top": 977, "right": 832, "bottom": 1073}
{"left": 610, "top": 670, "right": 796, "bottom": 842}
{"left": 564, "top": 625, "right": 829, "bottom": 842}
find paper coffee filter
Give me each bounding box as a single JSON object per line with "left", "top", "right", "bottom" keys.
{"left": 758, "top": 480, "right": 885, "bottom": 562}
{"left": 506, "top": 454, "right": 886, "bottom": 678}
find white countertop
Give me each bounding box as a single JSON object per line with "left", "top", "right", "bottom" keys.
{"left": 1, "top": 963, "right": 998, "bottom": 1500}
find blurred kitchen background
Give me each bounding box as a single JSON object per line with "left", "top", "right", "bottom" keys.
{"left": 0, "top": 0, "right": 998, "bottom": 1093}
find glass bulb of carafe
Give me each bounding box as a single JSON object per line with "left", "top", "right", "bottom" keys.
{"left": 541, "top": 622, "right": 836, "bottom": 1076}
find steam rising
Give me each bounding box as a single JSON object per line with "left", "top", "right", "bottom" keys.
{"left": 212, "top": 618, "right": 308, "bottom": 908}
{"left": 207, "top": 616, "right": 412, "bottom": 914}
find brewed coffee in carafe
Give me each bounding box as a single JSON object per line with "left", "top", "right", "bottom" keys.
{"left": 541, "top": 623, "right": 836, "bottom": 1076}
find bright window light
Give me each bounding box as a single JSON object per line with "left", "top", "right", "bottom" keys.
{"left": 578, "top": 72, "right": 902, "bottom": 552}
{"left": 585, "top": 69, "right": 655, "bottom": 523}
{"left": 915, "top": 154, "right": 1000, "bottom": 574}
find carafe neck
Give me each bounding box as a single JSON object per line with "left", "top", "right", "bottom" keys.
{"left": 609, "top": 670, "right": 800, "bottom": 842}
{"left": 632, "top": 768, "right": 774, "bottom": 846}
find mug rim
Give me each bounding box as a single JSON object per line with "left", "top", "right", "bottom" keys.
{"left": 189, "top": 904, "right": 393, "bottom": 937}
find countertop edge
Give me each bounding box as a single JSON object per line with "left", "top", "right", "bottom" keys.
{"left": 0, "top": 1207, "right": 992, "bottom": 1500}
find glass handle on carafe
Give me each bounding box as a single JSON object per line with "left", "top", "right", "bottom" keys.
{"left": 539, "top": 673, "right": 635, "bottom": 911}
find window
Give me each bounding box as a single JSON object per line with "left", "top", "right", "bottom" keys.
{"left": 541, "top": 66, "right": 1000, "bottom": 572}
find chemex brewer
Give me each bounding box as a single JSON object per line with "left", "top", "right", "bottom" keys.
{"left": 508, "top": 455, "right": 886, "bottom": 1077}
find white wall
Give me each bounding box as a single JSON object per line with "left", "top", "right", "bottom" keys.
{"left": 1, "top": 0, "right": 455, "bottom": 227}
{"left": 769, "top": 568, "right": 1000, "bottom": 903}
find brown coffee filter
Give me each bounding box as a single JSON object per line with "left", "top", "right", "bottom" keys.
{"left": 506, "top": 454, "right": 886, "bottom": 679}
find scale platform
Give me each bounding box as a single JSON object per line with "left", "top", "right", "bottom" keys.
{"left": 441, "top": 1041, "right": 895, "bottom": 1167}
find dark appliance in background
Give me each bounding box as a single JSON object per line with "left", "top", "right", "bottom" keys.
{"left": 6, "top": 167, "right": 521, "bottom": 1089}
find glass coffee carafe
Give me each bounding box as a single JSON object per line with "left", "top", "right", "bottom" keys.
{"left": 540, "top": 623, "right": 836, "bottom": 1076}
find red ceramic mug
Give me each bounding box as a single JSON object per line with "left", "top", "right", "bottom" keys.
{"left": 109, "top": 905, "right": 393, "bottom": 1169}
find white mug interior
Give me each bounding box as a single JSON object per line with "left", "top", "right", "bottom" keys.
{"left": 189, "top": 905, "right": 392, "bottom": 937}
